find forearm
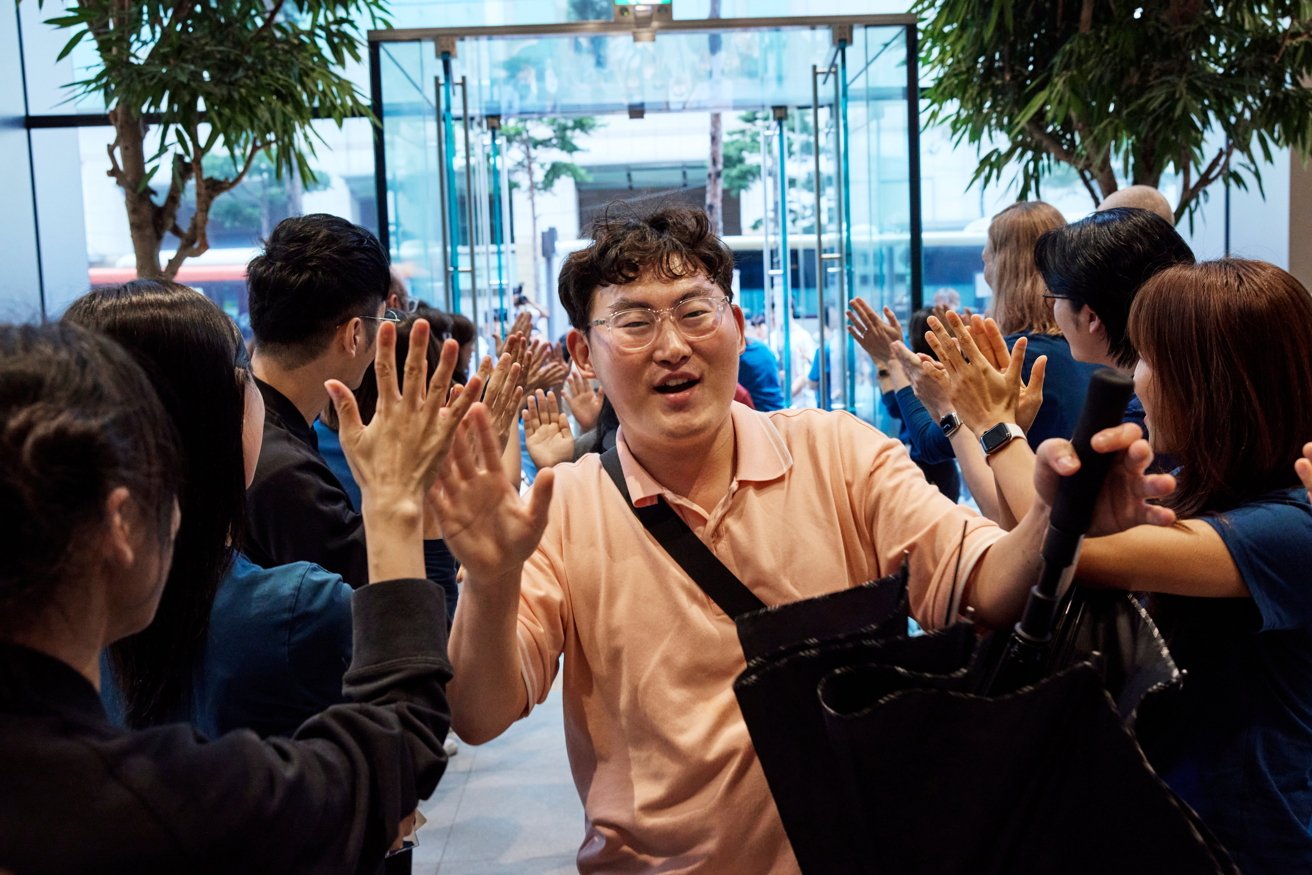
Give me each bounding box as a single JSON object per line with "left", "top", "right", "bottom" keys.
{"left": 446, "top": 567, "right": 531, "bottom": 743}
{"left": 1075, "top": 522, "right": 1248, "bottom": 597}
{"left": 948, "top": 428, "right": 1000, "bottom": 520}
{"left": 986, "top": 439, "right": 1038, "bottom": 525}
{"left": 965, "top": 498, "right": 1048, "bottom": 628}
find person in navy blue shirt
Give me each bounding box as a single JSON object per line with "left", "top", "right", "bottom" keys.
{"left": 954, "top": 258, "right": 1312, "bottom": 873}
{"left": 920, "top": 207, "right": 1195, "bottom": 523}
{"left": 0, "top": 315, "right": 470, "bottom": 873}
{"left": 737, "top": 335, "right": 785, "bottom": 411}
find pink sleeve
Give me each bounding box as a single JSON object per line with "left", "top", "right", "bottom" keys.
{"left": 853, "top": 417, "right": 1005, "bottom": 629}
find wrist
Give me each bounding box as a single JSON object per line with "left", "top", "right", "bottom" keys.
{"left": 362, "top": 494, "right": 425, "bottom": 528}
{"left": 980, "top": 422, "right": 1025, "bottom": 458}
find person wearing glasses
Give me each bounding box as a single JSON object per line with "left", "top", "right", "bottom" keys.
{"left": 918, "top": 208, "right": 1195, "bottom": 529}
{"left": 242, "top": 214, "right": 443, "bottom": 591}
{"left": 436, "top": 205, "right": 1177, "bottom": 872}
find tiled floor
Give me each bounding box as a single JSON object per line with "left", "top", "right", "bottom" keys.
{"left": 413, "top": 680, "right": 583, "bottom": 874}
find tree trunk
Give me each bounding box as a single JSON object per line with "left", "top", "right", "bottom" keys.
{"left": 705, "top": 0, "right": 724, "bottom": 235}
{"left": 707, "top": 113, "right": 724, "bottom": 235}
{"left": 109, "top": 107, "right": 166, "bottom": 279}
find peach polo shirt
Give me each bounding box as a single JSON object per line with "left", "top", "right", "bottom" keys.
{"left": 515, "top": 403, "right": 1005, "bottom": 873}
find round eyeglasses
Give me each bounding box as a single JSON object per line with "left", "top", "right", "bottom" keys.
{"left": 588, "top": 296, "right": 731, "bottom": 352}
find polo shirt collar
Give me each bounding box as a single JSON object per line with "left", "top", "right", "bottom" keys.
{"left": 615, "top": 401, "right": 793, "bottom": 507}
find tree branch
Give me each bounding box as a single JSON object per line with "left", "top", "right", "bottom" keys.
{"left": 1024, "top": 121, "right": 1079, "bottom": 167}
{"left": 208, "top": 141, "right": 270, "bottom": 197}
{"left": 1076, "top": 168, "right": 1100, "bottom": 205}
{"left": 141, "top": 0, "right": 197, "bottom": 68}
{"left": 255, "top": 0, "right": 288, "bottom": 39}
{"left": 155, "top": 152, "right": 192, "bottom": 239}
{"left": 1178, "top": 142, "right": 1234, "bottom": 212}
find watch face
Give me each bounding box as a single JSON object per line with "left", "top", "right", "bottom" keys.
{"left": 981, "top": 423, "right": 1016, "bottom": 453}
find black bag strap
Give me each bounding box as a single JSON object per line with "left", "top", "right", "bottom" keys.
{"left": 601, "top": 447, "right": 766, "bottom": 619}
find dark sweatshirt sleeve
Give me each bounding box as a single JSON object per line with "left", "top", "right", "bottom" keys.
{"left": 112, "top": 580, "right": 452, "bottom": 874}
{"left": 894, "top": 387, "right": 956, "bottom": 465}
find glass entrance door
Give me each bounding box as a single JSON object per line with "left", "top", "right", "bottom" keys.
{"left": 370, "top": 15, "right": 921, "bottom": 424}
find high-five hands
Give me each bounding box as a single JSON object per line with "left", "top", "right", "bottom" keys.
{"left": 327, "top": 319, "right": 485, "bottom": 581}
{"left": 432, "top": 405, "right": 555, "bottom": 584}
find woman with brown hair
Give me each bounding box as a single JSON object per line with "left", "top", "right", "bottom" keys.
{"left": 980, "top": 200, "right": 1101, "bottom": 445}
{"left": 929, "top": 258, "right": 1312, "bottom": 872}
{"left": 1078, "top": 258, "right": 1312, "bottom": 874}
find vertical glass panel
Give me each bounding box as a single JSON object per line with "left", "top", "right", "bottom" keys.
{"left": 843, "top": 25, "right": 912, "bottom": 431}
{"left": 379, "top": 41, "right": 447, "bottom": 309}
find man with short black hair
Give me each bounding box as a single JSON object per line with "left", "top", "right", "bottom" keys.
{"left": 243, "top": 213, "right": 396, "bottom": 588}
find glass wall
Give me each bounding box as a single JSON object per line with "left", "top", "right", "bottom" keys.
{"left": 372, "top": 18, "right": 919, "bottom": 425}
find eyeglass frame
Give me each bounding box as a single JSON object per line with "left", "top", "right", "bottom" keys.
{"left": 339, "top": 307, "right": 403, "bottom": 328}
{"left": 586, "top": 295, "right": 734, "bottom": 352}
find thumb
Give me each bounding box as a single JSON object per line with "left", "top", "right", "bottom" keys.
{"left": 326, "top": 380, "right": 364, "bottom": 446}
{"left": 525, "top": 467, "right": 556, "bottom": 535}
{"left": 1027, "top": 355, "right": 1048, "bottom": 394}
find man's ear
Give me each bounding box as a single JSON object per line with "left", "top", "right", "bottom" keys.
{"left": 101, "top": 486, "right": 136, "bottom": 571}
{"left": 1082, "top": 305, "right": 1108, "bottom": 342}
{"left": 337, "top": 317, "right": 364, "bottom": 357}
{"left": 566, "top": 329, "right": 596, "bottom": 379}
{"left": 731, "top": 304, "right": 747, "bottom": 355}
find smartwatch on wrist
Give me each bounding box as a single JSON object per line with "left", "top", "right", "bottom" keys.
{"left": 979, "top": 422, "right": 1024, "bottom": 456}
{"left": 938, "top": 412, "right": 963, "bottom": 438}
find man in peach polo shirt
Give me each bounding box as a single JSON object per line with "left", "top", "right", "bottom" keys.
{"left": 437, "top": 206, "right": 1176, "bottom": 872}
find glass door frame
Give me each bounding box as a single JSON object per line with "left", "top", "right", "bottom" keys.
{"left": 368, "top": 14, "right": 923, "bottom": 415}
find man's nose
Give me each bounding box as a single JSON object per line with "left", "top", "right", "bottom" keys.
{"left": 651, "top": 313, "right": 691, "bottom": 361}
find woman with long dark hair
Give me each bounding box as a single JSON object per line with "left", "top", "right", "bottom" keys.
{"left": 64, "top": 282, "right": 251, "bottom": 729}
{"left": 0, "top": 316, "right": 484, "bottom": 870}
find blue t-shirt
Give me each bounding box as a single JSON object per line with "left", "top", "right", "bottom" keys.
{"left": 311, "top": 420, "right": 361, "bottom": 512}
{"left": 1147, "top": 489, "right": 1312, "bottom": 873}
{"left": 738, "top": 339, "right": 785, "bottom": 412}
{"left": 1006, "top": 332, "right": 1102, "bottom": 445}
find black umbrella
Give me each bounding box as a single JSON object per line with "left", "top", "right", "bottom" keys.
{"left": 733, "top": 371, "right": 1237, "bottom": 874}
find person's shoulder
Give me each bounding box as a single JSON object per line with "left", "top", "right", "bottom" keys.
{"left": 766, "top": 406, "right": 887, "bottom": 448}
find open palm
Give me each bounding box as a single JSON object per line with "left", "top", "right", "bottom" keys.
{"left": 523, "top": 390, "right": 575, "bottom": 469}
{"left": 434, "top": 405, "right": 555, "bottom": 580}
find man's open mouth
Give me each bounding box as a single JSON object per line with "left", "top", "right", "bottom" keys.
{"left": 654, "top": 377, "right": 699, "bottom": 394}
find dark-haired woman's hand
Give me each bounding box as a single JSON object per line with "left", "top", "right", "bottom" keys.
{"left": 1297, "top": 442, "right": 1312, "bottom": 503}
{"left": 924, "top": 310, "right": 1041, "bottom": 435}
{"left": 327, "top": 320, "right": 483, "bottom": 582}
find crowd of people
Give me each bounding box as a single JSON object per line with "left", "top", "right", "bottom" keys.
{"left": 1, "top": 197, "right": 1309, "bottom": 874}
